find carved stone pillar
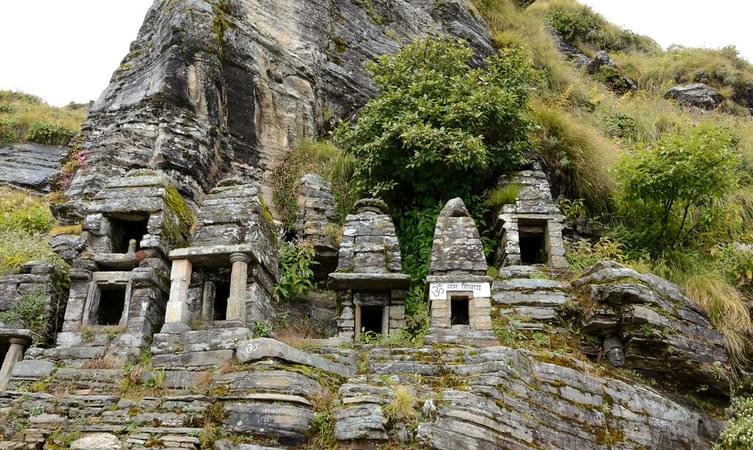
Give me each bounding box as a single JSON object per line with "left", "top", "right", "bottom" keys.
{"left": 163, "top": 259, "right": 192, "bottom": 332}
{"left": 227, "top": 253, "right": 251, "bottom": 322}
{"left": 0, "top": 338, "right": 26, "bottom": 392}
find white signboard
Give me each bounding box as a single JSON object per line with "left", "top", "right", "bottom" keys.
{"left": 429, "top": 282, "right": 491, "bottom": 300}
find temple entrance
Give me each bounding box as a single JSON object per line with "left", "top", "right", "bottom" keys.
{"left": 360, "top": 305, "right": 384, "bottom": 336}
{"left": 451, "top": 296, "right": 470, "bottom": 326}
{"left": 96, "top": 285, "right": 127, "bottom": 325}
{"left": 109, "top": 216, "right": 149, "bottom": 253}
{"left": 213, "top": 281, "right": 230, "bottom": 321}
{"left": 519, "top": 219, "right": 548, "bottom": 265}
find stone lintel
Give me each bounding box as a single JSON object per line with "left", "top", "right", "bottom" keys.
{"left": 426, "top": 275, "right": 493, "bottom": 284}
{"left": 169, "top": 244, "right": 262, "bottom": 269}
{"left": 329, "top": 272, "right": 411, "bottom": 290}
{"left": 0, "top": 329, "right": 32, "bottom": 347}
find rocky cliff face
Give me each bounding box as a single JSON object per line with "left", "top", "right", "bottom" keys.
{"left": 64, "top": 0, "right": 493, "bottom": 216}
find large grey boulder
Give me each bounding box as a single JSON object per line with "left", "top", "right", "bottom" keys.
{"left": 574, "top": 261, "right": 731, "bottom": 397}
{"left": 665, "top": 83, "right": 723, "bottom": 109}
{"left": 0, "top": 143, "right": 66, "bottom": 192}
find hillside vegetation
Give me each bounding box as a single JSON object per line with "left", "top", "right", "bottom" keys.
{"left": 0, "top": 91, "right": 85, "bottom": 275}
{"left": 0, "top": 90, "right": 86, "bottom": 146}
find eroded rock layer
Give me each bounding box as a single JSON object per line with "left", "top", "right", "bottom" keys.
{"left": 63, "top": 0, "right": 494, "bottom": 216}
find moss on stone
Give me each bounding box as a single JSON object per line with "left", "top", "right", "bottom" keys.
{"left": 161, "top": 182, "right": 196, "bottom": 250}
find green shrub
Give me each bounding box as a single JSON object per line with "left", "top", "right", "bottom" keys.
{"left": 530, "top": 100, "right": 616, "bottom": 212}
{"left": 593, "top": 65, "right": 633, "bottom": 95}
{"left": 615, "top": 125, "right": 739, "bottom": 253}
{"left": 605, "top": 113, "right": 640, "bottom": 141}
{"left": 384, "top": 386, "right": 416, "bottom": 424}
{"left": 565, "top": 237, "right": 627, "bottom": 272}
{"left": 0, "top": 189, "right": 56, "bottom": 234}
{"left": 0, "top": 91, "right": 85, "bottom": 145}
{"left": 718, "top": 396, "right": 753, "bottom": 449}
{"left": 271, "top": 140, "right": 357, "bottom": 231}
{"left": 274, "top": 240, "right": 317, "bottom": 301}
{"left": 0, "top": 288, "right": 49, "bottom": 345}
{"left": 0, "top": 119, "right": 24, "bottom": 143}
{"left": 334, "top": 37, "right": 533, "bottom": 206}
{"left": 253, "top": 320, "right": 273, "bottom": 338}
{"left": 486, "top": 184, "right": 520, "bottom": 207}
{"left": 26, "top": 122, "right": 76, "bottom": 145}
{"left": 540, "top": 1, "right": 658, "bottom": 53}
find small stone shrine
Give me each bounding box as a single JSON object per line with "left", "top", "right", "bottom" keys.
{"left": 426, "top": 198, "right": 493, "bottom": 336}
{"left": 329, "top": 199, "right": 410, "bottom": 340}
{"left": 495, "top": 162, "right": 567, "bottom": 269}
{"left": 46, "top": 172, "right": 191, "bottom": 363}
{"left": 151, "top": 179, "right": 278, "bottom": 367}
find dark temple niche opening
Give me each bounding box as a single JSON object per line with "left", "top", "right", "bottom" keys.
{"left": 109, "top": 216, "right": 149, "bottom": 253}
{"left": 518, "top": 219, "right": 548, "bottom": 265}
{"left": 451, "top": 296, "right": 470, "bottom": 326}
{"left": 360, "top": 305, "right": 384, "bottom": 335}
{"left": 96, "top": 285, "right": 127, "bottom": 326}
{"left": 213, "top": 281, "right": 230, "bottom": 321}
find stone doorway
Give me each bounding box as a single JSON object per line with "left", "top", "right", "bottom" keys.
{"left": 450, "top": 296, "right": 470, "bottom": 326}
{"left": 359, "top": 305, "right": 385, "bottom": 336}
{"left": 95, "top": 285, "right": 128, "bottom": 325}
{"left": 519, "top": 219, "right": 548, "bottom": 265}
{"left": 213, "top": 281, "right": 230, "bottom": 321}
{"left": 109, "top": 216, "right": 149, "bottom": 253}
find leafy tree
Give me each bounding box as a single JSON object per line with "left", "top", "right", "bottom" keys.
{"left": 334, "top": 37, "right": 532, "bottom": 208}
{"left": 614, "top": 125, "right": 739, "bottom": 254}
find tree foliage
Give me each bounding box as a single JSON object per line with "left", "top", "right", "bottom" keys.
{"left": 614, "top": 125, "right": 740, "bottom": 253}
{"left": 274, "top": 240, "right": 317, "bottom": 301}
{"left": 334, "top": 38, "right": 533, "bottom": 207}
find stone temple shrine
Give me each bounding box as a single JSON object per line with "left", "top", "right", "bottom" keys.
{"left": 426, "top": 198, "right": 494, "bottom": 345}
{"left": 329, "top": 199, "right": 411, "bottom": 340}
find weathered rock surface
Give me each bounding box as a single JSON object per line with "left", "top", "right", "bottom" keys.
{"left": 0, "top": 143, "right": 66, "bottom": 192}
{"left": 2, "top": 339, "right": 724, "bottom": 449}
{"left": 63, "top": 0, "right": 494, "bottom": 214}
{"left": 295, "top": 173, "right": 338, "bottom": 279}
{"left": 0, "top": 262, "right": 68, "bottom": 345}
{"left": 574, "top": 261, "right": 731, "bottom": 398}
{"left": 236, "top": 337, "right": 354, "bottom": 378}
{"left": 665, "top": 83, "right": 723, "bottom": 109}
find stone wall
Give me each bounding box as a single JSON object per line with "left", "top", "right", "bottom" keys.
{"left": 0, "top": 262, "right": 68, "bottom": 346}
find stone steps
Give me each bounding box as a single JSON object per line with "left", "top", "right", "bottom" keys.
{"left": 492, "top": 267, "right": 571, "bottom": 329}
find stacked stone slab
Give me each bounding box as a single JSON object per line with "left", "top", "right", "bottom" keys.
{"left": 492, "top": 265, "right": 570, "bottom": 330}
{"left": 574, "top": 261, "right": 731, "bottom": 398}
{"left": 495, "top": 163, "right": 567, "bottom": 269}
{"left": 295, "top": 173, "right": 339, "bottom": 280}
{"left": 0, "top": 261, "right": 68, "bottom": 346}
{"left": 152, "top": 178, "right": 279, "bottom": 367}
{"left": 43, "top": 172, "right": 191, "bottom": 364}
{"left": 329, "top": 199, "right": 410, "bottom": 340}
{"left": 426, "top": 198, "right": 494, "bottom": 344}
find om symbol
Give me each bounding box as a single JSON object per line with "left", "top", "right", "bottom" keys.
{"left": 431, "top": 285, "right": 445, "bottom": 298}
